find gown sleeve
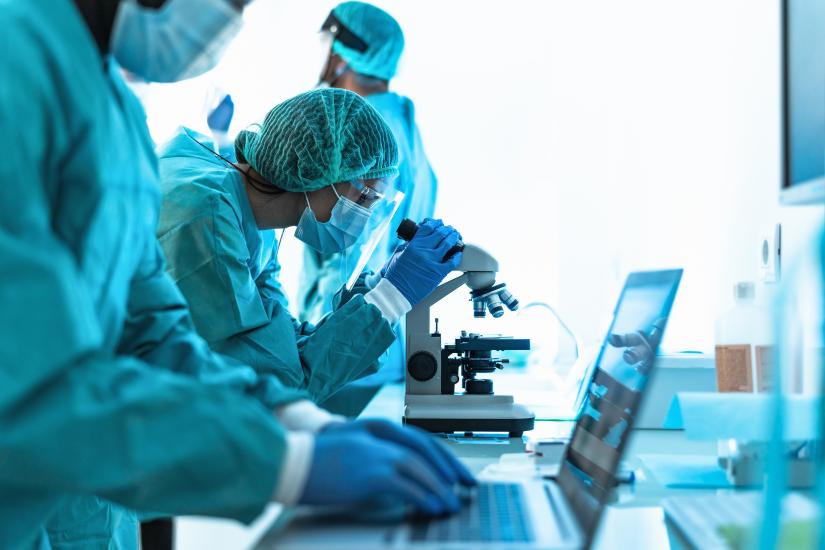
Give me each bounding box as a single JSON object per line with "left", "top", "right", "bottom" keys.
{"left": 166, "top": 191, "right": 394, "bottom": 403}
{"left": 0, "top": 29, "right": 295, "bottom": 522}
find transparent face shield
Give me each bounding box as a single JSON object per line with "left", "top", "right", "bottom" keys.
{"left": 317, "top": 11, "right": 368, "bottom": 87}
{"left": 334, "top": 177, "right": 405, "bottom": 291}
{"left": 316, "top": 31, "right": 335, "bottom": 86}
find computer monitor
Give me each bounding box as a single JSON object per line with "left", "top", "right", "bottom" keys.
{"left": 780, "top": 0, "right": 825, "bottom": 205}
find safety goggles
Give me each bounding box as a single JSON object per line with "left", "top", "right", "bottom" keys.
{"left": 332, "top": 178, "right": 390, "bottom": 210}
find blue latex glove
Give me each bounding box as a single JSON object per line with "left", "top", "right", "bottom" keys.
{"left": 325, "top": 419, "right": 477, "bottom": 488}
{"left": 379, "top": 241, "right": 407, "bottom": 278}
{"left": 300, "top": 428, "right": 464, "bottom": 515}
{"left": 383, "top": 219, "right": 462, "bottom": 306}
{"left": 206, "top": 94, "right": 234, "bottom": 133}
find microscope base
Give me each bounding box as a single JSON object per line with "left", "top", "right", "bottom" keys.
{"left": 403, "top": 394, "right": 535, "bottom": 437}
{"left": 404, "top": 417, "right": 535, "bottom": 437}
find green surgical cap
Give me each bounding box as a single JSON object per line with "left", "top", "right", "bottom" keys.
{"left": 331, "top": 2, "right": 404, "bottom": 81}
{"left": 234, "top": 88, "right": 398, "bottom": 192}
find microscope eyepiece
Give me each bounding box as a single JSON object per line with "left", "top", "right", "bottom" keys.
{"left": 396, "top": 218, "right": 465, "bottom": 262}
{"left": 396, "top": 219, "right": 419, "bottom": 242}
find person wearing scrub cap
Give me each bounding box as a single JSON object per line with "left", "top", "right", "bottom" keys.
{"left": 156, "top": 88, "right": 462, "bottom": 404}
{"left": 0, "top": 2, "right": 473, "bottom": 549}
{"left": 300, "top": 1, "right": 440, "bottom": 415}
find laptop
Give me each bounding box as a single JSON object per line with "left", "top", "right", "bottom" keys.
{"left": 663, "top": 491, "right": 820, "bottom": 549}
{"left": 256, "top": 269, "right": 683, "bottom": 550}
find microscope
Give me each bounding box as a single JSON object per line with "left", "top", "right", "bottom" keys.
{"left": 397, "top": 220, "right": 535, "bottom": 437}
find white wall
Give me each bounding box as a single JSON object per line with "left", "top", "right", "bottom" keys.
{"left": 539, "top": 0, "right": 824, "bottom": 353}
{"left": 139, "top": 0, "right": 823, "bottom": 359}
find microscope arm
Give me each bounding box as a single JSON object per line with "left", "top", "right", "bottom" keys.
{"left": 407, "top": 273, "right": 467, "bottom": 337}
{"left": 417, "top": 273, "right": 469, "bottom": 309}
{"left": 407, "top": 244, "right": 501, "bottom": 336}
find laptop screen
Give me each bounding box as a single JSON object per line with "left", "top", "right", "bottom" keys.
{"left": 556, "top": 270, "right": 682, "bottom": 539}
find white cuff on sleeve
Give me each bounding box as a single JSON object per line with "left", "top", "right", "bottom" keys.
{"left": 364, "top": 278, "right": 412, "bottom": 324}
{"left": 275, "top": 400, "right": 344, "bottom": 433}
{"left": 273, "top": 431, "right": 313, "bottom": 504}
{"left": 365, "top": 271, "right": 383, "bottom": 290}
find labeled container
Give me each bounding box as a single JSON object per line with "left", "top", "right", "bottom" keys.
{"left": 714, "top": 282, "right": 773, "bottom": 392}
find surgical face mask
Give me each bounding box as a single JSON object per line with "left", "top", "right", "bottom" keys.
{"left": 295, "top": 186, "right": 372, "bottom": 254}
{"left": 111, "top": 0, "right": 243, "bottom": 83}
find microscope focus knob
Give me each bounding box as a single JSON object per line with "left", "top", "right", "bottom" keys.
{"left": 408, "top": 352, "right": 438, "bottom": 382}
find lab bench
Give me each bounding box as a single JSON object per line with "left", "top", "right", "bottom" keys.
{"left": 175, "top": 383, "right": 749, "bottom": 550}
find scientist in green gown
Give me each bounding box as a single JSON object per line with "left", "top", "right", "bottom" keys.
{"left": 157, "top": 88, "right": 456, "bottom": 404}
{"left": 0, "top": 1, "right": 472, "bottom": 548}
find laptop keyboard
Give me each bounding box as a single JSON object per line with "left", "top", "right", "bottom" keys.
{"left": 664, "top": 493, "right": 763, "bottom": 549}
{"left": 665, "top": 491, "right": 821, "bottom": 548}
{"left": 667, "top": 492, "right": 761, "bottom": 526}
{"left": 409, "top": 482, "right": 534, "bottom": 543}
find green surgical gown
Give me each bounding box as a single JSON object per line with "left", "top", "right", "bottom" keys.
{"left": 156, "top": 128, "right": 396, "bottom": 404}
{"left": 0, "top": 1, "right": 306, "bottom": 548}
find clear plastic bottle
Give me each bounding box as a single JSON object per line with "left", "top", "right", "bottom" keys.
{"left": 714, "top": 282, "right": 773, "bottom": 392}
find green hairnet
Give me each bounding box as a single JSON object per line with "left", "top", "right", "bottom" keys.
{"left": 331, "top": 2, "right": 404, "bottom": 81}
{"left": 234, "top": 88, "right": 398, "bottom": 192}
